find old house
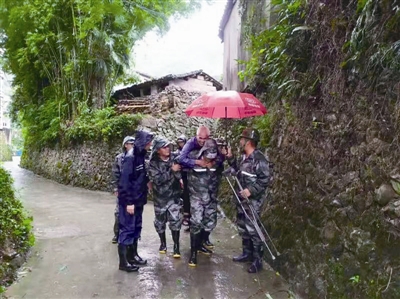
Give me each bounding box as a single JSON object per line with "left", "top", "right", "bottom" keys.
{"left": 0, "top": 70, "right": 11, "bottom": 145}
{"left": 219, "top": 0, "right": 276, "bottom": 91}
{"left": 113, "top": 70, "right": 222, "bottom": 100}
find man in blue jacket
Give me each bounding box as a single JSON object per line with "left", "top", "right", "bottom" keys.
{"left": 179, "top": 126, "right": 210, "bottom": 169}
{"left": 111, "top": 136, "right": 135, "bottom": 244}
{"left": 117, "top": 130, "right": 154, "bottom": 272}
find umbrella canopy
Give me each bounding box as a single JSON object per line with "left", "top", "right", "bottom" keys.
{"left": 185, "top": 90, "right": 267, "bottom": 119}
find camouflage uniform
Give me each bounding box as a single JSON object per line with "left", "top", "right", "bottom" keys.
{"left": 111, "top": 153, "right": 124, "bottom": 240}
{"left": 174, "top": 135, "right": 190, "bottom": 227}
{"left": 187, "top": 156, "right": 220, "bottom": 235}
{"left": 229, "top": 128, "right": 271, "bottom": 273}
{"left": 229, "top": 150, "right": 271, "bottom": 245}
{"left": 148, "top": 137, "right": 183, "bottom": 257}
{"left": 187, "top": 139, "right": 223, "bottom": 266}
{"left": 148, "top": 144, "right": 182, "bottom": 233}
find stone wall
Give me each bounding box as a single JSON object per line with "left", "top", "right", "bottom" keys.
{"left": 21, "top": 86, "right": 217, "bottom": 191}
{"left": 218, "top": 0, "right": 400, "bottom": 297}
{"left": 21, "top": 141, "right": 121, "bottom": 191}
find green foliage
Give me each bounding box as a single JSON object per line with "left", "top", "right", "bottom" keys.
{"left": 63, "top": 106, "right": 143, "bottom": 145}
{"left": 0, "top": 0, "right": 204, "bottom": 149}
{"left": 238, "top": 0, "right": 310, "bottom": 104}
{"left": 237, "top": 0, "right": 310, "bottom": 143}
{"left": 254, "top": 113, "right": 276, "bottom": 148}
{"left": 0, "top": 166, "right": 34, "bottom": 288}
{"left": 22, "top": 104, "right": 143, "bottom": 148}
{"left": 345, "top": 0, "right": 400, "bottom": 93}
{"left": 0, "top": 141, "right": 12, "bottom": 162}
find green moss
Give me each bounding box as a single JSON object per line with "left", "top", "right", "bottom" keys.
{"left": 0, "top": 166, "right": 34, "bottom": 290}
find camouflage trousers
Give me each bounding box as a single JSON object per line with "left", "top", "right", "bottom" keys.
{"left": 153, "top": 198, "right": 183, "bottom": 234}
{"left": 190, "top": 195, "right": 218, "bottom": 235}
{"left": 113, "top": 202, "right": 119, "bottom": 236}
{"left": 236, "top": 198, "right": 264, "bottom": 247}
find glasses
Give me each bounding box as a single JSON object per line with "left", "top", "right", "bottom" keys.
{"left": 197, "top": 136, "right": 209, "bottom": 141}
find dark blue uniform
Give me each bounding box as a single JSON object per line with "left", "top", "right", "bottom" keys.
{"left": 118, "top": 130, "right": 153, "bottom": 246}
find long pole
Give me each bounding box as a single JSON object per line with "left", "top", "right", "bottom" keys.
{"left": 225, "top": 176, "right": 276, "bottom": 260}
{"left": 225, "top": 106, "right": 227, "bottom": 142}
{"left": 233, "top": 176, "right": 280, "bottom": 256}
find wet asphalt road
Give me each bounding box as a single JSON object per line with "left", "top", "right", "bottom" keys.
{"left": 3, "top": 158, "right": 289, "bottom": 299}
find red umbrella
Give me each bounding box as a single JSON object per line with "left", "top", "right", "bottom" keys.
{"left": 185, "top": 90, "right": 267, "bottom": 142}
{"left": 185, "top": 90, "right": 267, "bottom": 119}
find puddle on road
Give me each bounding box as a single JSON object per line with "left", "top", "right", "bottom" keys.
{"left": 34, "top": 226, "right": 82, "bottom": 239}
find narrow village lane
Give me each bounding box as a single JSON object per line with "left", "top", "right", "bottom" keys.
{"left": 3, "top": 158, "right": 289, "bottom": 299}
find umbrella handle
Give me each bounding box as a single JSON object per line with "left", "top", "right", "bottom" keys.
{"left": 225, "top": 107, "right": 228, "bottom": 142}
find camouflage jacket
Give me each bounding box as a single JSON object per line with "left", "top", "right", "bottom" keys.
{"left": 187, "top": 149, "right": 221, "bottom": 199}
{"left": 228, "top": 150, "right": 271, "bottom": 201}
{"left": 148, "top": 153, "right": 182, "bottom": 203}
{"left": 111, "top": 152, "right": 124, "bottom": 192}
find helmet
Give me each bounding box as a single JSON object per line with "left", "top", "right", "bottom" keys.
{"left": 198, "top": 139, "right": 218, "bottom": 160}
{"left": 177, "top": 134, "right": 187, "bottom": 143}
{"left": 122, "top": 136, "right": 135, "bottom": 147}
{"left": 240, "top": 128, "right": 260, "bottom": 143}
{"left": 152, "top": 137, "right": 170, "bottom": 152}
{"left": 150, "top": 137, "right": 170, "bottom": 160}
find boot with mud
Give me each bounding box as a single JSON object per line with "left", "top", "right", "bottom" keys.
{"left": 118, "top": 244, "right": 139, "bottom": 272}
{"left": 197, "top": 230, "right": 213, "bottom": 256}
{"left": 233, "top": 239, "right": 253, "bottom": 263}
{"left": 188, "top": 232, "right": 198, "bottom": 267}
{"left": 171, "top": 230, "right": 181, "bottom": 258}
{"left": 202, "top": 230, "right": 214, "bottom": 249}
{"left": 128, "top": 239, "right": 147, "bottom": 266}
{"left": 248, "top": 245, "right": 263, "bottom": 273}
{"left": 158, "top": 232, "right": 167, "bottom": 253}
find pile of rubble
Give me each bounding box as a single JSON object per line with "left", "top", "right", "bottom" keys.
{"left": 116, "top": 86, "right": 217, "bottom": 141}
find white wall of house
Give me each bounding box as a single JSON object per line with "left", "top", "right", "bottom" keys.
{"left": 168, "top": 77, "right": 217, "bottom": 93}
{"left": 151, "top": 85, "right": 158, "bottom": 95}
{"left": 222, "top": 0, "right": 243, "bottom": 91}
{"left": 0, "top": 72, "right": 11, "bottom": 131}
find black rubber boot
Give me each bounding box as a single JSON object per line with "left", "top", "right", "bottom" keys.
{"left": 198, "top": 230, "right": 213, "bottom": 255}
{"left": 248, "top": 245, "right": 263, "bottom": 273}
{"left": 188, "top": 233, "right": 198, "bottom": 267}
{"left": 118, "top": 244, "right": 139, "bottom": 272}
{"left": 158, "top": 232, "right": 167, "bottom": 253}
{"left": 128, "top": 239, "right": 147, "bottom": 266}
{"left": 233, "top": 239, "right": 253, "bottom": 263}
{"left": 171, "top": 230, "right": 181, "bottom": 258}
{"left": 112, "top": 215, "right": 119, "bottom": 244}
{"left": 203, "top": 230, "right": 214, "bottom": 249}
